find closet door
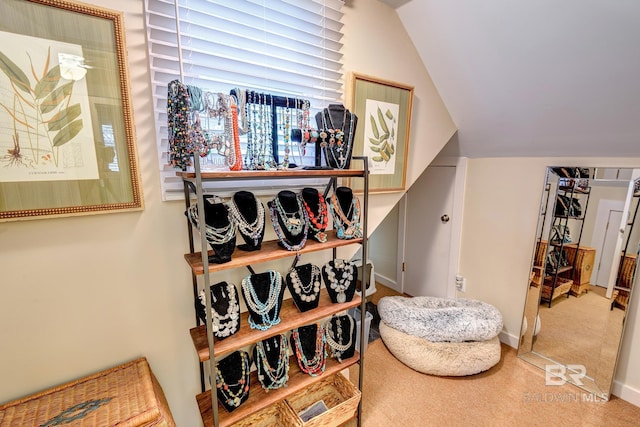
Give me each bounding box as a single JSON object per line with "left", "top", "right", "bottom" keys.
{"left": 404, "top": 166, "right": 455, "bottom": 297}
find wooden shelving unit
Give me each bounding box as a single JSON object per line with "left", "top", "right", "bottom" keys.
{"left": 181, "top": 158, "right": 369, "bottom": 427}
{"left": 190, "top": 289, "right": 361, "bottom": 361}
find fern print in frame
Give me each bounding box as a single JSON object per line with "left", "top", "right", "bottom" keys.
{"left": 0, "top": 30, "right": 98, "bottom": 183}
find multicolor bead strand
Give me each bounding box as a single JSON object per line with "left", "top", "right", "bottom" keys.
{"left": 330, "top": 193, "right": 362, "bottom": 239}
{"left": 215, "top": 351, "right": 250, "bottom": 409}
{"left": 255, "top": 334, "right": 289, "bottom": 391}
{"left": 302, "top": 192, "right": 328, "bottom": 243}
{"left": 292, "top": 324, "right": 327, "bottom": 377}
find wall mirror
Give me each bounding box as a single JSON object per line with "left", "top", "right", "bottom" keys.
{"left": 518, "top": 166, "right": 640, "bottom": 400}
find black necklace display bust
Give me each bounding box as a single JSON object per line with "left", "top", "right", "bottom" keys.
{"left": 322, "top": 259, "right": 358, "bottom": 304}
{"left": 215, "top": 350, "right": 251, "bottom": 413}
{"left": 229, "top": 190, "right": 265, "bottom": 251}
{"left": 286, "top": 263, "right": 322, "bottom": 312}
{"left": 252, "top": 334, "right": 290, "bottom": 391}
{"left": 325, "top": 314, "right": 357, "bottom": 362}
{"left": 186, "top": 195, "right": 236, "bottom": 264}
{"left": 241, "top": 270, "right": 286, "bottom": 331}
{"left": 268, "top": 190, "right": 308, "bottom": 251}
{"left": 315, "top": 103, "right": 358, "bottom": 169}
{"left": 195, "top": 281, "right": 240, "bottom": 340}
{"left": 300, "top": 187, "right": 328, "bottom": 243}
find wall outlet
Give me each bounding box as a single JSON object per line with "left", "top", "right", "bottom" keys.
{"left": 455, "top": 275, "right": 466, "bottom": 292}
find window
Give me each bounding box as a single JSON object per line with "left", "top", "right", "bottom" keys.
{"left": 144, "top": 0, "right": 345, "bottom": 200}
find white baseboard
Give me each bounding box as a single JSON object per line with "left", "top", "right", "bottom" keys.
{"left": 374, "top": 273, "right": 399, "bottom": 292}
{"left": 499, "top": 331, "right": 519, "bottom": 349}
{"left": 611, "top": 380, "right": 640, "bottom": 406}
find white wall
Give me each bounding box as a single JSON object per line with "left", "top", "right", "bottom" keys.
{"left": 0, "top": 1, "right": 454, "bottom": 425}
{"left": 459, "top": 157, "right": 640, "bottom": 401}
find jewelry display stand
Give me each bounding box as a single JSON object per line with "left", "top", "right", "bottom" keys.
{"left": 286, "top": 263, "right": 322, "bottom": 312}
{"left": 179, "top": 157, "right": 369, "bottom": 427}
{"left": 186, "top": 195, "right": 237, "bottom": 263}
{"left": 195, "top": 281, "right": 241, "bottom": 340}
{"left": 229, "top": 191, "right": 265, "bottom": 251}
{"left": 315, "top": 104, "right": 358, "bottom": 169}
{"left": 300, "top": 187, "right": 329, "bottom": 243}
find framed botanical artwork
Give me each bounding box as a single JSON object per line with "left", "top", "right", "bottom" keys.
{"left": 348, "top": 73, "right": 414, "bottom": 193}
{"left": 0, "top": 0, "right": 142, "bottom": 221}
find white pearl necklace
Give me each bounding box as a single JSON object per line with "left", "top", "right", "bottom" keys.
{"left": 186, "top": 204, "right": 236, "bottom": 245}
{"left": 198, "top": 282, "right": 240, "bottom": 338}
{"left": 228, "top": 194, "right": 265, "bottom": 246}
{"left": 323, "top": 259, "right": 355, "bottom": 304}
{"left": 288, "top": 264, "right": 321, "bottom": 303}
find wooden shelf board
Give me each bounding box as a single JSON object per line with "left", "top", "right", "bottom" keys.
{"left": 196, "top": 354, "right": 359, "bottom": 427}
{"left": 185, "top": 231, "right": 362, "bottom": 274}
{"left": 177, "top": 168, "right": 365, "bottom": 180}
{"left": 190, "top": 290, "right": 361, "bottom": 361}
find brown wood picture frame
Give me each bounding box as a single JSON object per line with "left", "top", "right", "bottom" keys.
{"left": 0, "top": 0, "right": 142, "bottom": 221}
{"left": 348, "top": 72, "right": 413, "bottom": 193}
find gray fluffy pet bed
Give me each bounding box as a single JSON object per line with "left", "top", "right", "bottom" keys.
{"left": 379, "top": 321, "right": 501, "bottom": 376}
{"left": 377, "top": 296, "right": 503, "bottom": 343}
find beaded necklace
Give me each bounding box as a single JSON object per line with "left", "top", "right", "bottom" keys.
{"left": 215, "top": 351, "right": 250, "bottom": 409}
{"left": 255, "top": 334, "right": 289, "bottom": 391}
{"left": 325, "top": 315, "right": 355, "bottom": 362}
{"left": 198, "top": 282, "right": 240, "bottom": 338}
{"left": 186, "top": 204, "right": 236, "bottom": 245}
{"left": 282, "top": 99, "right": 291, "bottom": 169}
{"left": 292, "top": 324, "right": 327, "bottom": 377}
{"left": 167, "top": 80, "right": 204, "bottom": 170}
{"left": 321, "top": 106, "right": 354, "bottom": 169}
{"left": 269, "top": 195, "right": 309, "bottom": 251}
{"left": 241, "top": 271, "right": 282, "bottom": 330}
{"left": 330, "top": 193, "right": 362, "bottom": 239}
{"left": 232, "top": 87, "right": 249, "bottom": 135}
{"left": 301, "top": 191, "right": 328, "bottom": 243}
{"left": 296, "top": 99, "right": 312, "bottom": 156}
{"left": 228, "top": 195, "right": 265, "bottom": 246}
{"left": 323, "top": 259, "right": 355, "bottom": 304}
{"left": 288, "top": 264, "right": 321, "bottom": 303}
{"left": 229, "top": 102, "right": 243, "bottom": 171}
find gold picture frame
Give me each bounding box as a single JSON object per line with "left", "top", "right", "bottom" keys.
{"left": 0, "top": 0, "right": 142, "bottom": 221}
{"left": 348, "top": 73, "right": 413, "bottom": 193}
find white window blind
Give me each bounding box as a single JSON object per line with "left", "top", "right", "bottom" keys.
{"left": 144, "top": 0, "right": 345, "bottom": 200}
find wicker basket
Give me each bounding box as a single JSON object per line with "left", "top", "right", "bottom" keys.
{"left": 0, "top": 357, "right": 175, "bottom": 427}
{"left": 542, "top": 277, "right": 573, "bottom": 301}
{"left": 284, "top": 373, "right": 360, "bottom": 427}
{"left": 232, "top": 401, "right": 302, "bottom": 427}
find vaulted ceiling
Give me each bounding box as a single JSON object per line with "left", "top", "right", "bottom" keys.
{"left": 382, "top": 0, "right": 640, "bottom": 158}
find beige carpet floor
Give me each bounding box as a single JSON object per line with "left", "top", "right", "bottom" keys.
{"left": 342, "top": 285, "right": 640, "bottom": 426}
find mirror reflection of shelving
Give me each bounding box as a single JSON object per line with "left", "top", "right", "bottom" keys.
{"left": 519, "top": 166, "right": 640, "bottom": 401}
